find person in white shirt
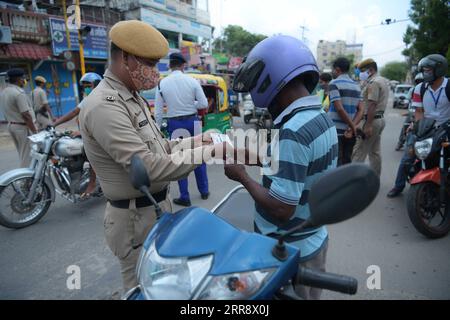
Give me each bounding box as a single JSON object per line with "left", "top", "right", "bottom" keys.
{"left": 154, "top": 53, "right": 209, "bottom": 207}
{"left": 388, "top": 54, "right": 449, "bottom": 198}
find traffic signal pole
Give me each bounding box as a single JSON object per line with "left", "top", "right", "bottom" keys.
{"left": 62, "top": 0, "right": 79, "bottom": 105}
{"left": 75, "top": 0, "right": 86, "bottom": 76}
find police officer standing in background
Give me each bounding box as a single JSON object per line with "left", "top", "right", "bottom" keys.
{"left": 79, "top": 20, "right": 223, "bottom": 292}
{"left": 155, "top": 52, "right": 210, "bottom": 207}
{"left": 352, "top": 58, "right": 390, "bottom": 176}
{"left": 0, "top": 68, "right": 37, "bottom": 167}
{"left": 32, "top": 76, "right": 54, "bottom": 130}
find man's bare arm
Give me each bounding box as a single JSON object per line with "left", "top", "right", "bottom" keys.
{"left": 333, "top": 100, "right": 357, "bottom": 133}
{"left": 353, "top": 100, "right": 365, "bottom": 126}
{"left": 415, "top": 107, "right": 424, "bottom": 122}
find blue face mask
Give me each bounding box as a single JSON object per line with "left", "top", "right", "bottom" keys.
{"left": 84, "top": 87, "right": 92, "bottom": 96}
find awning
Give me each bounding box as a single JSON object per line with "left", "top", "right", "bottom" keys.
{"left": 0, "top": 43, "right": 53, "bottom": 60}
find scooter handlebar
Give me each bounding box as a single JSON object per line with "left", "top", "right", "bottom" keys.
{"left": 296, "top": 267, "right": 358, "bottom": 295}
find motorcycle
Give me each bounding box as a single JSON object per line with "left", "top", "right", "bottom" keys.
{"left": 407, "top": 119, "right": 450, "bottom": 238}
{"left": 123, "top": 155, "right": 380, "bottom": 300}
{"left": 0, "top": 127, "right": 102, "bottom": 229}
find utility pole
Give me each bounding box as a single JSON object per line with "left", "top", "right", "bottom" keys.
{"left": 299, "top": 25, "right": 309, "bottom": 43}
{"left": 62, "top": 0, "right": 79, "bottom": 105}
{"left": 75, "top": 0, "right": 86, "bottom": 76}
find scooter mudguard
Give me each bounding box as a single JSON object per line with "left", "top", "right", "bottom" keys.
{"left": 410, "top": 167, "right": 441, "bottom": 186}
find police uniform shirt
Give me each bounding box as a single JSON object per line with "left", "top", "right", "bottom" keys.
{"left": 363, "top": 74, "right": 390, "bottom": 115}
{"left": 31, "top": 86, "right": 49, "bottom": 113}
{"left": 79, "top": 69, "right": 214, "bottom": 201}
{"left": 0, "top": 84, "right": 35, "bottom": 123}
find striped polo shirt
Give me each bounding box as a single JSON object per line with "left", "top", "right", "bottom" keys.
{"left": 255, "top": 96, "right": 338, "bottom": 261}
{"left": 328, "top": 74, "right": 362, "bottom": 134}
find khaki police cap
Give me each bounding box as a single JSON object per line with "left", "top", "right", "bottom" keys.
{"left": 358, "top": 58, "right": 376, "bottom": 71}
{"left": 109, "top": 20, "right": 169, "bottom": 60}
{"left": 34, "top": 76, "right": 46, "bottom": 83}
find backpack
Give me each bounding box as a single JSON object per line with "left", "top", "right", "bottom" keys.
{"left": 420, "top": 78, "right": 450, "bottom": 102}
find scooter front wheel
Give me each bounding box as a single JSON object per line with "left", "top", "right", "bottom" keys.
{"left": 0, "top": 177, "right": 52, "bottom": 229}
{"left": 407, "top": 182, "right": 450, "bottom": 239}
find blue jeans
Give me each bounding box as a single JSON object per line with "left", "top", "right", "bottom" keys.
{"left": 167, "top": 116, "right": 209, "bottom": 201}
{"left": 394, "top": 133, "right": 416, "bottom": 190}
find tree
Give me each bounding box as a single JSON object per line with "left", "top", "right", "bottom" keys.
{"left": 213, "top": 25, "right": 267, "bottom": 57}
{"left": 403, "top": 0, "right": 450, "bottom": 69}
{"left": 381, "top": 62, "right": 409, "bottom": 81}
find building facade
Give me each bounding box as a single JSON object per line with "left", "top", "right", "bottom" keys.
{"left": 0, "top": 0, "right": 213, "bottom": 121}
{"left": 316, "top": 40, "right": 363, "bottom": 72}
{"left": 117, "top": 0, "right": 213, "bottom": 71}
{"left": 0, "top": 0, "right": 121, "bottom": 120}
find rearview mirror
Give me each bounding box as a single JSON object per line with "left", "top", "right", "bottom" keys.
{"left": 129, "top": 154, "right": 151, "bottom": 191}
{"left": 308, "top": 163, "right": 379, "bottom": 227}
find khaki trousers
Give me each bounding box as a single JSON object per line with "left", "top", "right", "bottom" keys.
{"left": 36, "top": 113, "right": 52, "bottom": 130}
{"left": 104, "top": 198, "right": 172, "bottom": 292}
{"left": 7, "top": 123, "right": 31, "bottom": 168}
{"left": 352, "top": 118, "right": 386, "bottom": 177}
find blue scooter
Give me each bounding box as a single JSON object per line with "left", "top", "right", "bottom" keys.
{"left": 124, "top": 155, "right": 379, "bottom": 300}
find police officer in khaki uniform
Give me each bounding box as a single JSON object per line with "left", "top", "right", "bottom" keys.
{"left": 31, "top": 76, "right": 53, "bottom": 130}
{"left": 352, "top": 58, "right": 390, "bottom": 176}
{"left": 78, "top": 20, "right": 224, "bottom": 292}
{"left": 0, "top": 68, "right": 37, "bottom": 167}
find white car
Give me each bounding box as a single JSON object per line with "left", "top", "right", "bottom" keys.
{"left": 394, "top": 84, "right": 413, "bottom": 109}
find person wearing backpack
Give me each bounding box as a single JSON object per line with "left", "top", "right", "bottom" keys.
{"left": 387, "top": 54, "right": 449, "bottom": 198}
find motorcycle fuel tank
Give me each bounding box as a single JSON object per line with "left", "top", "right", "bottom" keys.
{"left": 53, "top": 137, "right": 84, "bottom": 157}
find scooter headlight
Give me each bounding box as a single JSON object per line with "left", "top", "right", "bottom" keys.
{"left": 196, "top": 269, "right": 275, "bottom": 300}
{"left": 414, "top": 138, "right": 433, "bottom": 160}
{"left": 138, "top": 241, "right": 213, "bottom": 300}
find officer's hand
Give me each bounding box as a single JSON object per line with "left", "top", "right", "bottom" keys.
{"left": 70, "top": 130, "right": 81, "bottom": 138}
{"left": 364, "top": 125, "right": 373, "bottom": 139}
{"left": 224, "top": 164, "right": 247, "bottom": 183}
{"left": 201, "top": 131, "right": 214, "bottom": 145}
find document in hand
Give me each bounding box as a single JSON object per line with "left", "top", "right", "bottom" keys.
{"left": 210, "top": 133, "right": 233, "bottom": 147}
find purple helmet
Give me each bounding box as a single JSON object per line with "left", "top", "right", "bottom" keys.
{"left": 233, "top": 35, "right": 319, "bottom": 109}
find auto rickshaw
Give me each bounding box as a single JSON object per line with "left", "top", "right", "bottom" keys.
{"left": 193, "top": 73, "right": 232, "bottom": 134}
{"left": 142, "top": 73, "right": 233, "bottom": 137}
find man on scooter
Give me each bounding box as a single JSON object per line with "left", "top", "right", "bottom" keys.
{"left": 224, "top": 35, "right": 338, "bottom": 300}
{"left": 387, "top": 54, "right": 450, "bottom": 198}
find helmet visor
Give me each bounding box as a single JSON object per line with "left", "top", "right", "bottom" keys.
{"left": 232, "top": 58, "right": 265, "bottom": 92}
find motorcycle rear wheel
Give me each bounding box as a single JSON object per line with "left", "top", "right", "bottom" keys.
{"left": 407, "top": 182, "right": 450, "bottom": 239}
{"left": 0, "top": 177, "right": 52, "bottom": 229}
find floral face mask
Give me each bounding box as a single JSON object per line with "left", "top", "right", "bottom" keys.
{"left": 125, "top": 54, "right": 160, "bottom": 91}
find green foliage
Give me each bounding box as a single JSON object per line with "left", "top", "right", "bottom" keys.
{"left": 403, "top": 0, "right": 450, "bottom": 67}
{"left": 213, "top": 25, "right": 267, "bottom": 57}
{"left": 381, "top": 61, "right": 409, "bottom": 81}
